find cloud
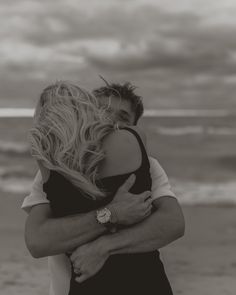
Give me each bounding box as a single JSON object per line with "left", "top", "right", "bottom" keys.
{"left": 83, "top": 14, "right": 236, "bottom": 76}
{"left": 2, "top": 1, "right": 236, "bottom": 76}
{"left": 1, "top": 0, "right": 236, "bottom": 109}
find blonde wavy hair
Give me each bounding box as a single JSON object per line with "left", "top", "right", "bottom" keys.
{"left": 29, "top": 81, "right": 115, "bottom": 199}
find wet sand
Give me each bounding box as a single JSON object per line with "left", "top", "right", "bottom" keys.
{"left": 162, "top": 205, "right": 236, "bottom": 295}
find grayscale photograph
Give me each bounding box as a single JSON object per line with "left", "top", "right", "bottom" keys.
{"left": 0, "top": 0, "right": 236, "bottom": 294}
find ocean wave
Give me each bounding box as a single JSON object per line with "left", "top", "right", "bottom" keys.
{"left": 157, "top": 126, "right": 204, "bottom": 135}
{"left": 0, "top": 177, "right": 32, "bottom": 194}
{"left": 144, "top": 109, "right": 233, "bottom": 117}
{"left": 0, "top": 108, "right": 234, "bottom": 118}
{"left": 0, "top": 108, "right": 33, "bottom": 118}
{"left": 0, "top": 141, "right": 29, "bottom": 155}
{"left": 1, "top": 175, "right": 236, "bottom": 205}
{"left": 1, "top": 126, "right": 236, "bottom": 158}
{"left": 207, "top": 127, "right": 236, "bottom": 135}
{"left": 156, "top": 126, "right": 236, "bottom": 136}
{"left": 0, "top": 166, "right": 33, "bottom": 178}
{"left": 172, "top": 179, "right": 236, "bottom": 205}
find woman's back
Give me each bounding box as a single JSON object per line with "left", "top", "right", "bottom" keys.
{"left": 43, "top": 127, "right": 151, "bottom": 215}
{"left": 43, "top": 127, "right": 172, "bottom": 295}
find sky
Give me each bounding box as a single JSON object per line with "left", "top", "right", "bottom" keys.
{"left": 1, "top": 0, "right": 236, "bottom": 109}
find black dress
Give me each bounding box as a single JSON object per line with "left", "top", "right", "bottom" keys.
{"left": 43, "top": 127, "right": 173, "bottom": 295}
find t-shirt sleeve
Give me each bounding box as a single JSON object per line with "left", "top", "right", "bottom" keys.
{"left": 21, "top": 170, "right": 49, "bottom": 213}
{"left": 149, "top": 156, "right": 176, "bottom": 200}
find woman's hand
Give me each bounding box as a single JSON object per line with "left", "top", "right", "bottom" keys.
{"left": 70, "top": 238, "right": 109, "bottom": 283}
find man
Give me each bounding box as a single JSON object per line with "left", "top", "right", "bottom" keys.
{"left": 22, "top": 82, "right": 185, "bottom": 295}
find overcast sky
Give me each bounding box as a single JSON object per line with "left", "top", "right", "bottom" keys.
{"left": 1, "top": 0, "right": 236, "bottom": 109}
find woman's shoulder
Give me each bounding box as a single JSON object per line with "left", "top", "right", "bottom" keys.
{"left": 103, "top": 126, "right": 146, "bottom": 155}
{"left": 99, "top": 126, "right": 145, "bottom": 178}
{"left": 125, "top": 126, "right": 147, "bottom": 147}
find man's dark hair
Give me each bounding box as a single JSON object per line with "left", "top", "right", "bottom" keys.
{"left": 93, "top": 81, "right": 144, "bottom": 125}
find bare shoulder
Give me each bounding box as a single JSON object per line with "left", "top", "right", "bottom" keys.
{"left": 127, "top": 126, "right": 147, "bottom": 147}
{"left": 99, "top": 128, "right": 143, "bottom": 178}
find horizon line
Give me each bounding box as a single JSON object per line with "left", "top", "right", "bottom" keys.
{"left": 0, "top": 108, "right": 234, "bottom": 118}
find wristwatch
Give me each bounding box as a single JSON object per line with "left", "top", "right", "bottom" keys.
{"left": 96, "top": 207, "right": 117, "bottom": 233}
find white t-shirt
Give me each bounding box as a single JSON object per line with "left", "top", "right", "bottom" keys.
{"left": 21, "top": 157, "right": 176, "bottom": 295}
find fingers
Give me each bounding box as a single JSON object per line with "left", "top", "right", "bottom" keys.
{"left": 74, "top": 264, "right": 84, "bottom": 282}
{"left": 143, "top": 199, "right": 153, "bottom": 214}
{"left": 144, "top": 207, "right": 152, "bottom": 217}
{"left": 75, "top": 274, "right": 87, "bottom": 283}
{"left": 118, "top": 174, "right": 136, "bottom": 192}
{"left": 70, "top": 247, "right": 81, "bottom": 262}
{"left": 73, "top": 259, "right": 81, "bottom": 270}
{"left": 74, "top": 268, "right": 81, "bottom": 275}
{"left": 145, "top": 196, "right": 155, "bottom": 205}
{"left": 74, "top": 267, "right": 88, "bottom": 283}
{"left": 70, "top": 251, "right": 77, "bottom": 262}
{"left": 138, "top": 190, "right": 151, "bottom": 202}
{"left": 142, "top": 196, "right": 153, "bottom": 218}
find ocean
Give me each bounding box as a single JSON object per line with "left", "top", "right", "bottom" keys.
{"left": 1, "top": 108, "right": 236, "bottom": 205}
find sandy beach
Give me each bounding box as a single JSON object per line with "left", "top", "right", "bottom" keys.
{"left": 1, "top": 190, "right": 236, "bottom": 295}
{"left": 162, "top": 205, "right": 236, "bottom": 295}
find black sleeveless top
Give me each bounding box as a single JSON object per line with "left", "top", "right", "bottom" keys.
{"left": 43, "top": 127, "right": 173, "bottom": 295}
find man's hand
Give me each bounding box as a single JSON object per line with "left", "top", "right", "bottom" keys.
{"left": 70, "top": 239, "right": 109, "bottom": 283}
{"left": 108, "top": 174, "right": 154, "bottom": 225}
{"left": 82, "top": 197, "right": 184, "bottom": 260}
{"left": 24, "top": 173, "right": 154, "bottom": 258}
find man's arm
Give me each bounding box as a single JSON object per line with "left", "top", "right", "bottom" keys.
{"left": 25, "top": 204, "right": 107, "bottom": 258}
{"left": 101, "top": 157, "right": 185, "bottom": 254}
{"left": 24, "top": 172, "right": 151, "bottom": 258}
{"left": 149, "top": 156, "right": 176, "bottom": 201}
{"left": 71, "top": 156, "right": 185, "bottom": 282}
{"left": 71, "top": 139, "right": 184, "bottom": 259}
{"left": 71, "top": 197, "right": 185, "bottom": 283}
{"left": 99, "top": 157, "right": 184, "bottom": 254}
{"left": 98, "top": 196, "right": 185, "bottom": 255}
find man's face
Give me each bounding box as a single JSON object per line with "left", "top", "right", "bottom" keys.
{"left": 99, "top": 96, "right": 136, "bottom": 126}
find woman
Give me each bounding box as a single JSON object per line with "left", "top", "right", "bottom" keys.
{"left": 29, "top": 81, "right": 173, "bottom": 295}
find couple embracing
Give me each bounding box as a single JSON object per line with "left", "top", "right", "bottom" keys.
{"left": 22, "top": 81, "right": 185, "bottom": 295}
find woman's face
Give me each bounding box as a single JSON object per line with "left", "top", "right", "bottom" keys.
{"left": 99, "top": 96, "right": 135, "bottom": 127}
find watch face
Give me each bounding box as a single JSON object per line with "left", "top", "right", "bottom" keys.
{"left": 97, "top": 208, "right": 111, "bottom": 224}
